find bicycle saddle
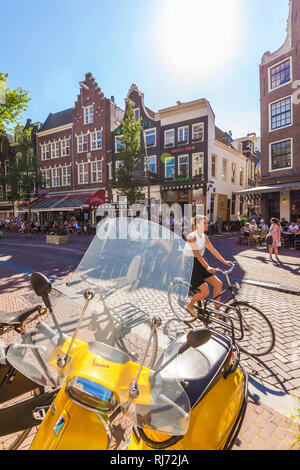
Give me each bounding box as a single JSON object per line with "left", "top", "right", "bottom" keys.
{"left": 0, "top": 305, "right": 40, "bottom": 326}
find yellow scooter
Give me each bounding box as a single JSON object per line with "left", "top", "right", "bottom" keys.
{"left": 6, "top": 218, "right": 248, "bottom": 450}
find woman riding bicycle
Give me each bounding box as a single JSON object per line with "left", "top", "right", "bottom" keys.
{"left": 184, "top": 215, "right": 233, "bottom": 318}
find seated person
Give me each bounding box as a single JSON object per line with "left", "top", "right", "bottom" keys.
{"left": 259, "top": 219, "right": 269, "bottom": 231}
{"left": 289, "top": 222, "right": 299, "bottom": 234}
{"left": 249, "top": 220, "right": 258, "bottom": 232}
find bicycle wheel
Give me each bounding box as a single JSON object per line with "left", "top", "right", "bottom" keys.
{"left": 225, "top": 301, "right": 275, "bottom": 357}
{"left": 117, "top": 320, "right": 158, "bottom": 369}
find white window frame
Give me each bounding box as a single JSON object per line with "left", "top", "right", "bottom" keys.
{"left": 50, "top": 141, "right": 60, "bottom": 159}
{"left": 78, "top": 162, "right": 89, "bottom": 184}
{"left": 134, "top": 108, "right": 140, "bottom": 122}
{"left": 192, "top": 123, "right": 204, "bottom": 142}
{"left": 0, "top": 185, "right": 3, "bottom": 199}
{"left": 211, "top": 154, "right": 217, "bottom": 179}
{"left": 42, "top": 169, "right": 51, "bottom": 188}
{"left": 239, "top": 167, "right": 244, "bottom": 186}
{"left": 5, "top": 184, "right": 11, "bottom": 196}
{"left": 164, "top": 129, "right": 175, "bottom": 147}
{"left": 115, "top": 136, "right": 124, "bottom": 153}
{"left": 61, "top": 139, "right": 70, "bottom": 157}
{"left": 269, "top": 95, "right": 293, "bottom": 132}
{"left": 268, "top": 57, "right": 292, "bottom": 93}
{"left": 178, "top": 155, "right": 189, "bottom": 177}
{"left": 61, "top": 166, "right": 71, "bottom": 186}
{"left": 145, "top": 155, "right": 157, "bottom": 173}
{"left": 84, "top": 105, "right": 94, "bottom": 124}
{"left": 192, "top": 153, "right": 204, "bottom": 178}
{"left": 91, "top": 161, "right": 103, "bottom": 183}
{"left": 222, "top": 159, "right": 228, "bottom": 181}
{"left": 77, "top": 134, "right": 88, "bottom": 153}
{"left": 144, "top": 128, "right": 156, "bottom": 147}
{"left": 41, "top": 143, "right": 50, "bottom": 160}
{"left": 231, "top": 162, "right": 237, "bottom": 184}
{"left": 178, "top": 126, "right": 189, "bottom": 144}
{"left": 4, "top": 160, "right": 9, "bottom": 176}
{"left": 51, "top": 167, "right": 60, "bottom": 187}
{"left": 91, "top": 131, "right": 102, "bottom": 150}
{"left": 165, "top": 156, "right": 175, "bottom": 179}
{"left": 269, "top": 138, "right": 293, "bottom": 172}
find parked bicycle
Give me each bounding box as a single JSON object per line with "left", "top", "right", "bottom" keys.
{"left": 168, "top": 263, "right": 275, "bottom": 357}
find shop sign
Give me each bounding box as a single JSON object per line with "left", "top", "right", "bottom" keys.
{"left": 171, "top": 145, "right": 196, "bottom": 154}
{"left": 113, "top": 120, "right": 155, "bottom": 135}
{"left": 172, "top": 176, "right": 192, "bottom": 184}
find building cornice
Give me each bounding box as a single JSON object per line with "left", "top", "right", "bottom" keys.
{"left": 158, "top": 99, "right": 209, "bottom": 117}
{"left": 37, "top": 123, "right": 73, "bottom": 137}
{"left": 214, "top": 140, "right": 247, "bottom": 161}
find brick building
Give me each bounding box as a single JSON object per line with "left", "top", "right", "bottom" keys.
{"left": 111, "top": 85, "right": 248, "bottom": 223}
{"left": 0, "top": 132, "right": 14, "bottom": 220}
{"left": 238, "top": 0, "right": 300, "bottom": 222}
{"left": 33, "top": 73, "right": 122, "bottom": 224}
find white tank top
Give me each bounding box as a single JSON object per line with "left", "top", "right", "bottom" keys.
{"left": 183, "top": 231, "right": 207, "bottom": 257}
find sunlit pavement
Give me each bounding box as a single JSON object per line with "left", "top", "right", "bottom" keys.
{"left": 0, "top": 231, "right": 299, "bottom": 450}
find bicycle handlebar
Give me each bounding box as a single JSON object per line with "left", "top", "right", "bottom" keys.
{"left": 214, "top": 262, "right": 236, "bottom": 275}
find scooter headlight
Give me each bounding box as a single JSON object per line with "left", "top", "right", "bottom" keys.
{"left": 66, "top": 376, "right": 117, "bottom": 413}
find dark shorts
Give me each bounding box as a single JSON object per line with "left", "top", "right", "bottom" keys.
{"left": 191, "top": 257, "right": 213, "bottom": 289}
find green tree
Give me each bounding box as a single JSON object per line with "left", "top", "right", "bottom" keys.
{"left": 0, "top": 72, "right": 30, "bottom": 135}
{"left": 7, "top": 127, "right": 43, "bottom": 223}
{"left": 113, "top": 101, "right": 145, "bottom": 205}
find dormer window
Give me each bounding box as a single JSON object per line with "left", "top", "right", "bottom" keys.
{"left": 84, "top": 105, "right": 94, "bottom": 124}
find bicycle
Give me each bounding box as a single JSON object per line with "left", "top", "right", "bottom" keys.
{"left": 168, "top": 263, "right": 275, "bottom": 357}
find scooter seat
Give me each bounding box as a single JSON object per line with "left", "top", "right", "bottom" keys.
{"left": 0, "top": 305, "right": 40, "bottom": 326}
{"left": 161, "top": 331, "right": 232, "bottom": 409}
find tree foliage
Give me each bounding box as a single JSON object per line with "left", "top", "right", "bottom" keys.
{"left": 0, "top": 72, "right": 30, "bottom": 135}
{"left": 7, "top": 127, "right": 43, "bottom": 221}
{"left": 113, "top": 101, "right": 145, "bottom": 205}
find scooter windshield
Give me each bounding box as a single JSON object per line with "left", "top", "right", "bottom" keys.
{"left": 7, "top": 218, "right": 194, "bottom": 436}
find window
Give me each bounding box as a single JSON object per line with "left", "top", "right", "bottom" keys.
{"left": 61, "top": 139, "right": 70, "bottom": 157}
{"left": 178, "top": 126, "right": 189, "bottom": 144}
{"left": 78, "top": 163, "right": 89, "bottom": 184}
{"left": 271, "top": 139, "right": 292, "bottom": 171}
{"left": 61, "top": 166, "right": 71, "bottom": 186}
{"left": 210, "top": 194, "right": 215, "bottom": 222}
{"left": 165, "top": 157, "right": 175, "bottom": 179}
{"left": 51, "top": 141, "right": 60, "bottom": 159}
{"left": 5, "top": 184, "right": 11, "bottom": 196}
{"left": 91, "top": 131, "right": 102, "bottom": 150}
{"left": 231, "top": 194, "right": 236, "bottom": 215}
{"left": 77, "top": 134, "right": 88, "bottom": 153}
{"left": 164, "top": 129, "right": 175, "bottom": 147}
{"left": 270, "top": 59, "right": 291, "bottom": 90}
{"left": 192, "top": 153, "right": 204, "bottom": 177}
{"left": 51, "top": 168, "right": 60, "bottom": 187}
{"left": 0, "top": 186, "right": 3, "bottom": 199}
{"left": 178, "top": 155, "right": 189, "bottom": 177}
{"left": 270, "top": 97, "right": 292, "bottom": 130}
{"left": 84, "top": 105, "right": 94, "bottom": 124}
{"left": 231, "top": 163, "right": 237, "bottom": 184}
{"left": 192, "top": 123, "right": 204, "bottom": 142}
{"left": 91, "top": 161, "right": 102, "bottom": 183}
{"left": 41, "top": 144, "right": 50, "bottom": 160}
{"left": 145, "top": 156, "right": 157, "bottom": 173}
{"left": 222, "top": 159, "right": 228, "bottom": 180}
{"left": 144, "top": 128, "right": 156, "bottom": 147}
{"left": 4, "top": 160, "right": 9, "bottom": 176}
{"left": 115, "top": 136, "right": 124, "bottom": 153}
{"left": 239, "top": 167, "right": 244, "bottom": 186}
{"left": 42, "top": 169, "right": 51, "bottom": 188}
{"left": 211, "top": 155, "right": 217, "bottom": 178}
{"left": 134, "top": 108, "right": 140, "bottom": 122}
{"left": 115, "top": 160, "right": 123, "bottom": 180}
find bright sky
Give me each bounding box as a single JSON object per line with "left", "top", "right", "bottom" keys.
{"left": 1, "top": 0, "right": 290, "bottom": 138}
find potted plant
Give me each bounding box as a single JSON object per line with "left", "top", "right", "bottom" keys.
{"left": 46, "top": 226, "right": 69, "bottom": 245}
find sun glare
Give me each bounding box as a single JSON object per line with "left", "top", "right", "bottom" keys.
{"left": 156, "top": 0, "right": 240, "bottom": 77}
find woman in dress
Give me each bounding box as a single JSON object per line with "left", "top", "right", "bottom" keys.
{"left": 269, "top": 218, "right": 281, "bottom": 262}
{"left": 184, "top": 215, "right": 233, "bottom": 318}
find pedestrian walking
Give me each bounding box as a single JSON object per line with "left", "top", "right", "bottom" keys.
{"left": 268, "top": 218, "right": 281, "bottom": 263}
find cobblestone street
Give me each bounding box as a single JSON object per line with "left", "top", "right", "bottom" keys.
{"left": 0, "top": 231, "right": 299, "bottom": 450}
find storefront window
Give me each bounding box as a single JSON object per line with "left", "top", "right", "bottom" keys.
{"left": 291, "top": 191, "right": 300, "bottom": 221}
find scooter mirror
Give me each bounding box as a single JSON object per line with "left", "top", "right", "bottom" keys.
{"left": 31, "top": 272, "right": 52, "bottom": 297}
{"left": 179, "top": 328, "right": 212, "bottom": 355}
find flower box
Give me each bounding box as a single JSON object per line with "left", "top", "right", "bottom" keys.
{"left": 46, "top": 234, "right": 68, "bottom": 245}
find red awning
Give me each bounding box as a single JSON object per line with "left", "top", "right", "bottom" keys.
{"left": 82, "top": 189, "right": 106, "bottom": 207}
